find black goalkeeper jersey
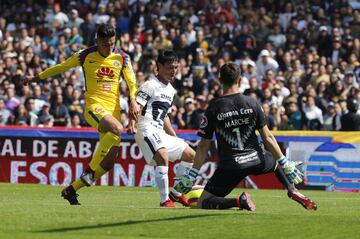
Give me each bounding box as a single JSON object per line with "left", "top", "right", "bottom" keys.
{"left": 198, "top": 93, "right": 266, "bottom": 169}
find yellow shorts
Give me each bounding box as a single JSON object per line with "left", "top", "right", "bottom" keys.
{"left": 84, "top": 103, "right": 121, "bottom": 129}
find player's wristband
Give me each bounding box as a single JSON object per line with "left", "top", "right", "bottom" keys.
{"left": 278, "top": 156, "right": 289, "bottom": 168}
{"left": 188, "top": 168, "right": 199, "bottom": 181}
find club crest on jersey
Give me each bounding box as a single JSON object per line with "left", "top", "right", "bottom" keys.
{"left": 200, "top": 116, "right": 208, "bottom": 128}
{"left": 113, "top": 60, "right": 120, "bottom": 67}
{"left": 97, "top": 67, "right": 114, "bottom": 79}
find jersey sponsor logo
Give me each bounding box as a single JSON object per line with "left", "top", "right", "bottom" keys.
{"left": 103, "top": 84, "right": 111, "bottom": 91}
{"left": 217, "top": 109, "right": 254, "bottom": 120}
{"left": 200, "top": 116, "right": 208, "bottom": 128}
{"left": 160, "top": 94, "right": 172, "bottom": 102}
{"left": 217, "top": 110, "right": 239, "bottom": 120}
{"left": 97, "top": 67, "right": 115, "bottom": 79}
{"left": 239, "top": 108, "right": 253, "bottom": 114}
{"left": 97, "top": 79, "right": 115, "bottom": 83}
{"left": 234, "top": 151, "right": 258, "bottom": 165}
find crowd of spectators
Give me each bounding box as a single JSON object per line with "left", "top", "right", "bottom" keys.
{"left": 0, "top": 0, "right": 359, "bottom": 131}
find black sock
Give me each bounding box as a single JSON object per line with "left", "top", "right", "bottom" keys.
{"left": 275, "top": 166, "right": 295, "bottom": 191}
{"left": 202, "top": 197, "right": 238, "bottom": 209}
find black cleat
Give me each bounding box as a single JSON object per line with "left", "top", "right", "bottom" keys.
{"left": 61, "top": 186, "right": 80, "bottom": 205}
{"left": 239, "top": 192, "right": 256, "bottom": 211}
{"left": 288, "top": 190, "right": 317, "bottom": 210}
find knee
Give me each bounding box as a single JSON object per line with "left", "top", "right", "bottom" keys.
{"left": 154, "top": 149, "right": 169, "bottom": 166}
{"left": 111, "top": 124, "right": 123, "bottom": 136}
{"left": 181, "top": 147, "right": 195, "bottom": 163}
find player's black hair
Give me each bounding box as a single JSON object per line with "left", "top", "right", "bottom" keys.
{"left": 347, "top": 98, "right": 359, "bottom": 113}
{"left": 157, "top": 50, "right": 178, "bottom": 65}
{"left": 219, "top": 62, "right": 241, "bottom": 87}
{"left": 96, "top": 24, "right": 116, "bottom": 39}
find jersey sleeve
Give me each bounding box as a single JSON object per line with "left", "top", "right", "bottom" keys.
{"left": 121, "top": 55, "right": 138, "bottom": 99}
{"left": 136, "top": 82, "right": 154, "bottom": 107}
{"left": 39, "top": 51, "right": 80, "bottom": 80}
{"left": 255, "top": 101, "right": 267, "bottom": 129}
{"left": 197, "top": 105, "right": 215, "bottom": 139}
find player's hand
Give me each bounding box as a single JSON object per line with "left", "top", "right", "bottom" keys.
{"left": 174, "top": 168, "right": 199, "bottom": 194}
{"left": 127, "top": 119, "right": 137, "bottom": 134}
{"left": 23, "top": 75, "right": 33, "bottom": 85}
{"left": 278, "top": 156, "right": 304, "bottom": 184}
{"left": 129, "top": 99, "right": 139, "bottom": 121}
{"left": 23, "top": 75, "right": 39, "bottom": 85}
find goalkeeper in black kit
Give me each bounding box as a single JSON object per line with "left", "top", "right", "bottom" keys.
{"left": 175, "top": 62, "right": 317, "bottom": 211}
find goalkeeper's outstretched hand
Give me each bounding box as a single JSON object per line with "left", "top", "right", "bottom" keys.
{"left": 174, "top": 168, "right": 199, "bottom": 194}
{"left": 278, "top": 156, "right": 304, "bottom": 184}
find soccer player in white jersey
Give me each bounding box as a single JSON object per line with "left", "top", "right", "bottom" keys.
{"left": 128, "top": 50, "right": 195, "bottom": 207}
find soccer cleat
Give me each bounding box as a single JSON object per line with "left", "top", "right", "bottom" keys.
{"left": 169, "top": 192, "right": 190, "bottom": 207}
{"left": 160, "top": 199, "right": 176, "bottom": 208}
{"left": 80, "top": 167, "right": 95, "bottom": 186}
{"left": 61, "top": 186, "right": 80, "bottom": 205}
{"left": 288, "top": 190, "right": 317, "bottom": 210}
{"left": 238, "top": 192, "right": 256, "bottom": 211}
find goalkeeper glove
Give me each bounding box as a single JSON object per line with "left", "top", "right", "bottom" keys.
{"left": 174, "top": 168, "right": 199, "bottom": 194}
{"left": 278, "top": 156, "right": 304, "bottom": 185}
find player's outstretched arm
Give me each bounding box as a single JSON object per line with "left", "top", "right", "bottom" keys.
{"left": 258, "top": 125, "right": 304, "bottom": 184}
{"left": 25, "top": 52, "right": 80, "bottom": 85}
{"left": 193, "top": 138, "right": 211, "bottom": 171}
{"left": 174, "top": 138, "right": 211, "bottom": 194}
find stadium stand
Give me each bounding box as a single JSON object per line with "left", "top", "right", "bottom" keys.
{"left": 0, "top": 0, "right": 359, "bottom": 130}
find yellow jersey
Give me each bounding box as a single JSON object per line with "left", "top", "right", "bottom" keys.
{"left": 39, "top": 46, "right": 138, "bottom": 110}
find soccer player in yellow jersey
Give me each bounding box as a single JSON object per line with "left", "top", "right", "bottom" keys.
{"left": 25, "top": 24, "right": 139, "bottom": 205}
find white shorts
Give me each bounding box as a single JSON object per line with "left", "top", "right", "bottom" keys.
{"left": 134, "top": 126, "right": 188, "bottom": 165}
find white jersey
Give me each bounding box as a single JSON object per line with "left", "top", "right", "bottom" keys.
{"left": 136, "top": 77, "right": 176, "bottom": 129}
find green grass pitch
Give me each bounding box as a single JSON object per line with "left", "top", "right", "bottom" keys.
{"left": 0, "top": 183, "right": 359, "bottom": 239}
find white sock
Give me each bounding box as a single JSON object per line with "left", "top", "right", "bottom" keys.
{"left": 172, "top": 161, "right": 194, "bottom": 196}
{"left": 155, "top": 166, "right": 169, "bottom": 203}
{"left": 176, "top": 161, "right": 194, "bottom": 177}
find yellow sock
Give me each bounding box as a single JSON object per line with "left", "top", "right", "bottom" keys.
{"left": 89, "top": 131, "right": 120, "bottom": 170}
{"left": 71, "top": 178, "right": 86, "bottom": 191}
{"left": 94, "top": 165, "right": 107, "bottom": 181}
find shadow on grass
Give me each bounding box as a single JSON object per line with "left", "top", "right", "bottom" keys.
{"left": 38, "top": 214, "right": 229, "bottom": 233}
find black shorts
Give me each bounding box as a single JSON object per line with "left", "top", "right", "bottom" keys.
{"left": 204, "top": 156, "right": 277, "bottom": 197}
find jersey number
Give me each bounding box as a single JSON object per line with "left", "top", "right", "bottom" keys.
{"left": 232, "top": 128, "right": 244, "bottom": 150}
{"left": 152, "top": 101, "right": 170, "bottom": 123}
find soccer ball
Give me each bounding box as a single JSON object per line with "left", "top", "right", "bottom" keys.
{"left": 186, "top": 185, "right": 204, "bottom": 208}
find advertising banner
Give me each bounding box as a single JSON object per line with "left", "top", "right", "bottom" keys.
{"left": 288, "top": 141, "right": 360, "bottom": 192}
{"left": 0, "top": 127, "right": 221, "bottom": 187}
{"left": 1, "top": 127, "right": 358, "bottom": 191}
